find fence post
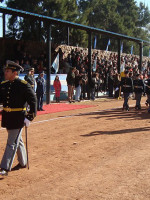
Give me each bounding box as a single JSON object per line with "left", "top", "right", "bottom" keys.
{"left": 117, "top": 39, "right": 121, "bottom": 74}
{"left": 3, "top": 13, "right": 5, "bottom": 38}
{"left": 46, "top": 24, "right": 52, "bottom": 104}
{"left": 88, "top": 31, "right": 92, "bottom": 82}
{"left": 139, "top": 42, "right": 143, "bottom": 71}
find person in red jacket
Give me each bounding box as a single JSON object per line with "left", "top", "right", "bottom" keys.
{"left": 53, "top": 75, "right": 61, "bottom": 102}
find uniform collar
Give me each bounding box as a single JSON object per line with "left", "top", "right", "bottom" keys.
{"left": 9, "top": 76, "right": 19, "bottom": 83}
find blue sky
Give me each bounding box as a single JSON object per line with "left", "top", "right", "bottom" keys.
{"left": 0, "top": 0, "right": 150, "bottom": 37}
{"left": 136, "top": 0, "right": 150, "bottom": 8}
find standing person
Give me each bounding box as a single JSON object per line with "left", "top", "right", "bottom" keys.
{"left": 36, "top": 71, "right": 46, "bottom": 111}
{"left": 66, "top": 67, "right": 76, "bottom": 103}
{"left": 80, "top": 67, "right": 88, "bottom": 100}
{"left": 0, "top": 60, "right": 37, "bottom": 176}
{"left": 24, "top": 67, "right": 35, "bottom": 91}
{"left": 90, "top": 72, "right": 97, "bottom": 100}
{"left": 144, "top": 72, "right": 150, "bottom": 113}
{"left": 120, "top": 70, "right": 133, "bottom": 111}
{"left": 133, "top": 73, "right": 144, "bottom": 110}
{"left": 53, "top": 75, "right": 61, "bottom": 103}
{"left": 113, "top": 73, "right": 120, "bottom": 99}
{"left": 74, "top": 70, "right": 82, "bottom": 102}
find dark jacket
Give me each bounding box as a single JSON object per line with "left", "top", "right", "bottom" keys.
{"left": 66, "top": 71, "right": 75, "bottom": 86}
{"left": 24, "top": 74, "right": 35, "bottom": 89}
{"left": 145, "top": 78, "right": 150, "bottom": 94}
{"left": 36, "top": 76, "right": 45, "bottom": 95}
{"left": 0, "top": 78, "right": 37, "bottom": 129}
{"left": 133, "top": 79, "right": 144, "bottom": 93}
{"left": 108, "top": 75, "right": 114, "bottom": 87}
{"left": 121, "top": 77, "right": 133, "bottom": 93}
{"left": 75, "top": 75, "right": 82, "bottom": 88}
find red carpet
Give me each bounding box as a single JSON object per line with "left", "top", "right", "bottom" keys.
{"left": 37, "top": 103, "right": 94, "bottom": 115}
{"left": 0, "top": 103, "right": 94, "bottom": 120}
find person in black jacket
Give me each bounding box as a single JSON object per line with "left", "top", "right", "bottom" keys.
{"left": 133, "top": 73, "right": 144, "bottom": 110}
{"left": 24, "top": 67, "right": 35, "bottom": 91}
{"left": 144, "top": 72, "right": 150, "bottom": 113}
{"left": 66, "top": 67, "right": 76, "bottom": 103}
{"left": 0, "top": 60, "right": 37, "bottom": 176}
{"left": 120, "top": 70, "right": 133, "bottom": 111}
{"left": 36, "top": 71, "right": 46, "bottom": 111}
{"left": 90, "top": 72, "right": 97, "bottom": 100}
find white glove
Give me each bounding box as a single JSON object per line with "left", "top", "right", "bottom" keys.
{"left": 24, "top": 118, "right": 30, "bottom": 128}
{"left": 115, "top": 87, "right": 119, "bottom": 91}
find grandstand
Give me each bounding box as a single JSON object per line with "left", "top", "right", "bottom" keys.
{"left": 0, "top": 6, "right": 150, "bottom": 102}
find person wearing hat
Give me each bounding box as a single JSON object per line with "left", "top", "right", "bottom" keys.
{"left": 133, "top": 73, "right": 144, "bottom": 110}
{"left": 0, "top": 60, "right": 37, "bottom": 176}
{"left": 144, "top": 71, "right": 150, "bottom": 112}
{"left": 24, "top": 67, "right": 35, "bottom": 91}
{"left": 36, "top": 71, "right": 46, "bottom": 111}
{"left": 120, "top": 70, "right": 133, "bottom": 111}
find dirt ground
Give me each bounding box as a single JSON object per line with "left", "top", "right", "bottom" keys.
{"left": 0, "top": 96, "right": 150, "bottom": 200}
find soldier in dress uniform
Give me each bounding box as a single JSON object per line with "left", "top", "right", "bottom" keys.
{"left": 144, "top": 72, "right": 150, "bottom": 113}
{"left": 120, "top": 70, "right": 133, "bottom": 111}
{"left": 24, "top": 67, "right": 35, "bottom": 91}
{"left": 133, "top": 73, "right": 144, "bottom": 110}
{"left": 0, "top": 60, "right": 37, "bottom": 176}
{"left": 36, "top": 71, "right": 46, "bottom": 111}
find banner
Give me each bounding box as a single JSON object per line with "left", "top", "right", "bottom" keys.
{"left": 106, "top": 39, "right": 110, "bottom": 51}
{"left": 94, "top": 36, "right": 97, "bottom": 49}
{"left": 52, "top": 53, "right": 59, "bottom": 73}
{"left": 93, "top": 56, "right": 97, "bottom": 72}
{"left": 131, "top": 45, "right": 133, "bottom": 55}
{"left": 120, "top": 42, "right": 123, "bottom": 54}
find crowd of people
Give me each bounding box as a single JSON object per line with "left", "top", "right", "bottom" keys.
{"left": 1, "top": 45, "right": 150, "bottom": 177}
{"left": 63, "top": 45, "right": 150, "bottom": 103}
{"left": 1, "top": 43, "right": 150, "bottom": 105}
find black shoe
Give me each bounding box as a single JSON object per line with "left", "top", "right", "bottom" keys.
{"left": 12, "top": 163, "right": 26, "bottom": 171}
{"left": 0, "top": 169, "right": 8, "bottom": 176}
{"left": 40, "top": 108, "right": 45, "bottom": 111}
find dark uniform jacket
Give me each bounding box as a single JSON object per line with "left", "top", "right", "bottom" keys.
{"left": 24, "top": 74, "right": 35, "bottom": 89}
{"left": 66, "top": 71, "right": 75, "bottom": 86}
{"left": 133, "top": 79, "right": 144, "bottom": 93}
{"left": 145, "top": 78, "right": 150, "bottom": 94}
{"left": 121, "top": 77, "right": 133, "bottom": 93}
{"left": 36, "top": 76, "right": 45, "bottom": 95}
{"left": 0, "top": 78, "right": 37, "bottom": 129}
{"left": 108, "top": 75, "right": 114, "bottom": 87}
{"left": 75, "top": 75, "right": 82, "bottom": 88}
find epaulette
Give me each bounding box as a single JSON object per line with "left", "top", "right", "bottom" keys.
{"left": 1, "top": 80, "right": 9, "bottom": 84}
{"left": 21, "top": 80, "right": 27, "bottom": 84}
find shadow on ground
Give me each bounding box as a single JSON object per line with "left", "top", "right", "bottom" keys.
{"left": 81, "top": 126, "right": 150, "bottom": 137}
{"left": 72, "top": 107, "right": 150, "bottom": 121}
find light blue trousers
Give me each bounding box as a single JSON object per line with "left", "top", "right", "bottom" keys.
{"left": 75, "top": 85, "right": 81, "bottom": 101}
{"left": 0, "top": 128, "right": 27, "bottom": 171}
